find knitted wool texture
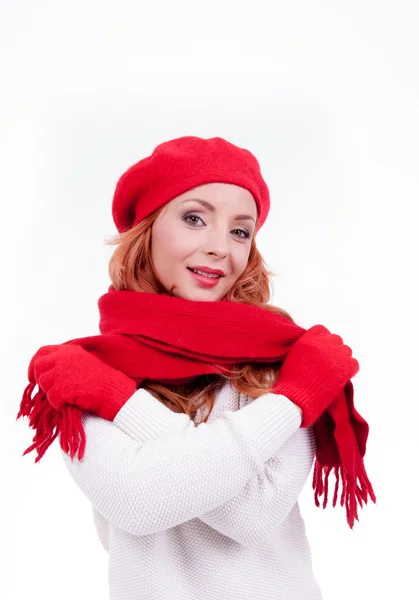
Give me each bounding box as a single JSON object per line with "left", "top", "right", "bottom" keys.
{"left": 61, "top": 382, "right": 324, "bottom": 599}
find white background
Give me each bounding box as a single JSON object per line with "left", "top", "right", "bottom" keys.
{"left": 2, "top": 1, "right": 418, "bottom": 598}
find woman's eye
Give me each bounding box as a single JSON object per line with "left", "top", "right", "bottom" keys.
{"left": 182, "top": 214, "right": 249, "bottom": 239}
{"left": 183, "top": 214, "right": 202, "bottom": 225}
{"left": 232, "top": 228, "right": 250, "bottom": 239}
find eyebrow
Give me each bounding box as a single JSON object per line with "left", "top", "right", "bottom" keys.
{"left": 180, "top": 198, "right": 256, "bottom": 223}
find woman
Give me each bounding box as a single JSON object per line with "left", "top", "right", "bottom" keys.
{"left": 18, "top": 136, "right": 375, "bottom": 599}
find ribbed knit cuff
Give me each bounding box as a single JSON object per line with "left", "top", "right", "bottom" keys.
{"left": 272, "top": 382, "right": 312, "bottom": 427}
{"left": 99, "top": 371, "right": 138, "bottom": 421}
{"left": 225, "top": 393, "right": 302, "bottom": 463}
{"left": 114, "top": 388, "right": 191, "bottom": 443}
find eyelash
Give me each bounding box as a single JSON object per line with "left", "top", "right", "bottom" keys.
{"left": 182, "top": 213, "right": 250, "bottom": 239}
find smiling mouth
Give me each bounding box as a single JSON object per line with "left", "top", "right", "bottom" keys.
{"left": 187, "top": 267, "right": 222, "bottom": 279}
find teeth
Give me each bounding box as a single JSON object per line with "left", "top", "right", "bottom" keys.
{"left": 192, "top": 269, "right": 220, "bottom": 279}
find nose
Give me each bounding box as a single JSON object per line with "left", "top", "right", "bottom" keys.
{"left": 203, "top": 226, "right": 229, "bottom": 258}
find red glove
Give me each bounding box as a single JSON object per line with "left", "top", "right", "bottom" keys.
{"left": 272, "top": 325, "right": 359, "bottom": 428}
{"left": 32, "top": 344, "right": 137, "bottom": 421}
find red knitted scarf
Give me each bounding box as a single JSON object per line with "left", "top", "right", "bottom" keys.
{"left": 17, "top": 288, "right": 376, "bottom": 528}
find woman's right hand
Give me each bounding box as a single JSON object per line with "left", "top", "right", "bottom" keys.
{"left": 272, "top": 324, "right": 359, "bottom": 427}
{"left": 32, "top": 344, "right": 137, "bottom": 421}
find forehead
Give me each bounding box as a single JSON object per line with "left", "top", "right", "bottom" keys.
{"left": 174, "top": 183, "right": 257, "bottom": 213}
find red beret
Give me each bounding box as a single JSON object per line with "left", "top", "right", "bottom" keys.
{"left": 112, "top": 136, "right": 270, "bottom": 233}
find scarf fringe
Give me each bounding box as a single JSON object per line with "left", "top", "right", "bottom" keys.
{"left": 16, "top": 382, "right": 86, "bottom": 463}
{"left": 312, "top": 458, "right": 377, "bottom": 528}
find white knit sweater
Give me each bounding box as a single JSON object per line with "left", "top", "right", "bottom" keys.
{"left": 61, "top": 380, "right": 323, "bottom": 600}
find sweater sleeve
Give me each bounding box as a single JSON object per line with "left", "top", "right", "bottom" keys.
{"left": 198, "top": 426, "right": 316, "bottom": 546}
{"left": 114, "top": 390, "right": 315, "bottom": 547}
{"left": 61, "top": 388, "right": 301, "bottom": 537}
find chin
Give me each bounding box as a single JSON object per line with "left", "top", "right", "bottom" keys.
{"left": 175, "top": 288, "right": 224, "bottom": 302}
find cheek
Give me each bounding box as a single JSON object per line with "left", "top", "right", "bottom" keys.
{"left": 152, "top": 223, "right": 176, "bottom": 258}
{"left": 233, "top": 248, "right": 251, "bottom": 277}
{"left": 151, "top": 228, "right": 169, "bottom": 275}
{"left": 152, "top": 223, "right": 192, "bottom": 266}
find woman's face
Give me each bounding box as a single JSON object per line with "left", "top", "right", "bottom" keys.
{"left": 151, "top": 182, "right": 257, "bottom": 301}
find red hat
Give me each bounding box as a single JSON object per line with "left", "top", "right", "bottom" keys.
{"left": 112, "top": 136, "right": 270, "bottom": 234}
